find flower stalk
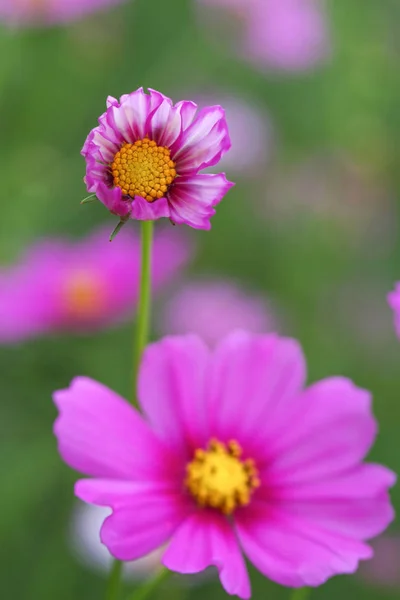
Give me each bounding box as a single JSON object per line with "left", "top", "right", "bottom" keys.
{"left": 106, "top": 219, "right": 154, "bottom": 599}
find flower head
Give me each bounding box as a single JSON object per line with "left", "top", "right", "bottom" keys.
{"left": 82, "top": 88, "right": 233, "bottom": 230}
{"left": 0, "top": 226, "right": 190, "bottom": 342}
{"left": 160, "top": 279, "right": 277, "bottom": 346}
{"left": 54, "top": 332, "right": 395, "bottom": 598}
{"left": 0, "top": 0, "right": 125, "bottom": 26}
{"left": 387, "top": 283, "right": 400, "bottom": 339}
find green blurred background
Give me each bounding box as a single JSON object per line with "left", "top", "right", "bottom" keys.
{"left": 1, "top": 0, "right": 399, "bottom": 598}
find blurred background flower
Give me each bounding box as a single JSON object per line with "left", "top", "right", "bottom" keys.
{"left": 159, "top": 279, "right": 278, "bottom": 346}
{"left": 358, "top": 534, "right": 400, "bottom": 590}
{"left": 0, "top": 226, "right": 192, "bottom": 342}
{"left": 0, "top": 0, "right": 126, "bottom": 27}
{"left": 196, "top": 0, "right": 330, "bottom": 73}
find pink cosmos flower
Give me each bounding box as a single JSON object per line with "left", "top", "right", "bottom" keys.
{"left": 387, "top": 283, "right": 400, "bottom": 339}
{"left": 53, "top": 332, "right": 395, "bottom": 598}
{"left": 197, "top": 0, "right": 330, "bottom": 73}
{"left": 0, "top": 226, "right": 190, "bottom": 342}
{"left": 0, "top": 0, "right": 125, "bottom": 27}
{"left": 82, "top": 88, "right": 233, "bottom": 230}
{"left": 160, "top": 280, "right": 277, "bottom": 346}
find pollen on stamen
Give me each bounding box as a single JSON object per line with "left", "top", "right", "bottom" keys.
{"left": 185, "top": 439, "right": 259, "bottom": 515}
{"left": 110, "top": 139, "right": 177, "bottom": 202}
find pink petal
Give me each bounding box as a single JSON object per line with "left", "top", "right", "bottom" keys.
{"left": 236, "top": 502, "right": 373, "bottom": 588}
{"left": 118, "top": 88, "right": 155, "bottom": 140}
{"left": 99, "top": 489, "right": 191, "bottom": 561}
{"left": 53, "top": 377, "right": 166, "bottom": 480}
{"left": 163, "top": 511, "right": 251, "bottom": 599}
{"left": 75, "top": 478, "right": 177, "bottom": 508}
{"left": 168, "top": 173, "right": 234, "bottom": 230}
{"left": 265, "top": 377, "right": 378, "bottom": 483}
{"left": 171, "top": 106, "right": 231, "bottom": 174}
{"left": 387, "top": 282, "right": 400, "bottom": 338}
{"left": 175, "top": 100, "right": 198, "bottom": 131}
{"left": 94, "top": 182, "right": 131, "bottom": 218}
{"left": 129, "top": 196, "right": 171, "bottom": 221}
{"left": 146, "top": 92, "right": 183, "bottom": 147}
{"left": 137, "top": 335, "right": 211, "bottom": 457}
{"left": 269, "top": 464, "right": 396, "bottom": 502}
{"left": 206, "top": 331, "right": 306, "bottom": 456}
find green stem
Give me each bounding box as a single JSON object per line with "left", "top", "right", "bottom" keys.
{"left": 105, "top": 560, "right": 123, "bottom": 600}
{"left": 132, "top": 220, "right": 154, "bottom": 397}
{"left": 105, "top": 220, "right": 154, "bottom": 600}
{"left": 124, "top": 568, "right": 170, "bottom": 600}
{"left": 289, "top": 588, "right": 311, "bottom": 600}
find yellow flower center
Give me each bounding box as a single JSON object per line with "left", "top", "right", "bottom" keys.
{"left": 185, "top": 439, "right": 260, "bottom": 515}
{"left": 63, "top": 271, "right": 106, "bottom": 320}
{"left": 111, "top": 139, "right": 177, "bottom": 202}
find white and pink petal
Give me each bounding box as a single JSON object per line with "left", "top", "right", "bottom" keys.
{"left": 168, "top": 173, "right": 233, "bottom": 230}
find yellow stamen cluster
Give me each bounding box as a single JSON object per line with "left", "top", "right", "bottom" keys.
{"left": 63, "top": 271, "right": 104, "bottom": 319}
{"left": 185, "top": 439, "right": 260, "bottom": 515}
{"left": 111, "top": 139, "right": 177, "bottom": 202}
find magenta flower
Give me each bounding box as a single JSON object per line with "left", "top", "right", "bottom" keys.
{"left": 197, "top": 0, "right": 330, "bottom": 73}
{"left": 0, "top": 0, "right": 125, "bottom": 26}
{"left": 387, "top": 283, "right": 400, "bottom": 339}
{"left": 82, "top": 88, "right": 233, "bottom": 230}
{"left": 0, "top": 226, "right": 190, "bottom": 342}
{"left": 160, "top": 280, "right": 277, "bottom": 346}
{"left": 54, "top": 332, "right": 395, "bottom": 598}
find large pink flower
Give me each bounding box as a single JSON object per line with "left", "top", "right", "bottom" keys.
{"left": 0, "top": 0, "right": 125, "bottom": 26}
{"left": 0, "top": 226, "right": 191, "bottom": 342}
{"left": 82, "top": 88, "right": 233, "bottom": 230}
{"left": 53, "top": 332, "right": 395, "bottom": 598}
{"left": 387, "top": 283, "right": 400, "bottom": 339}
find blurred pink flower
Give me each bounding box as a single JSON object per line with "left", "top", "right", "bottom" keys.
{"left": 358, "top": 534, "right": 400, "bottom": 589}
{"left": 82, "top": 88, "right": 233, "bottom": 230}
{"left": 0, "top": 226, "right": 191, "bottom": 342}
{"left": 0, "top": 0, "right": 125, "bottom": 26}
{"left": 159, "top": 279, "right": 276, "bottom": 346}
{"left": 387, "top": 283, "right": 400, "bottom": 339}
{"left": 193, "top": 95, "right": 273, "bottom": 176}
{"left": 54, "top": 332, "right": 395, "bottom": 598}
{"left": 197, "top": 0, "right": 330, "bottom": 72}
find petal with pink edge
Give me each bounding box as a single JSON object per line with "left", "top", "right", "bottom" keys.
{"left": 163, "top": 511, "right": 251, "bottom": 599}
{"left": 206, "top": 332, "right": 306, "bottom": 456}
{"left": 53, "top": 377, "right": 166, "bottom": 480}
{"left": 265, "top": 377, "right": 378, "bottom": 482}
{"left": 118, "top": 88, "right": 154, "bottom": 141}
{"left": 138, "top": 335, "right": 211, "bottom": 457}
{"left": 94, "top": 182, "right": 131, "bottom": 218}
{"left": 100, "top": 488, "right": 192, "bottom": 561}
{"left": 130, "top": 195, "right": 171, "bottom": 221}
{"left": 168, "top": 173, "right": 234, "bottom": 230}
{"left": 146, "top": 93, "right": 183, "bottom": 147}
{"left": 236, "top": 502, "right": 373, "bottom": 588}
{"left": 171, "top": 106, "right": 231, "bottom": 174}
